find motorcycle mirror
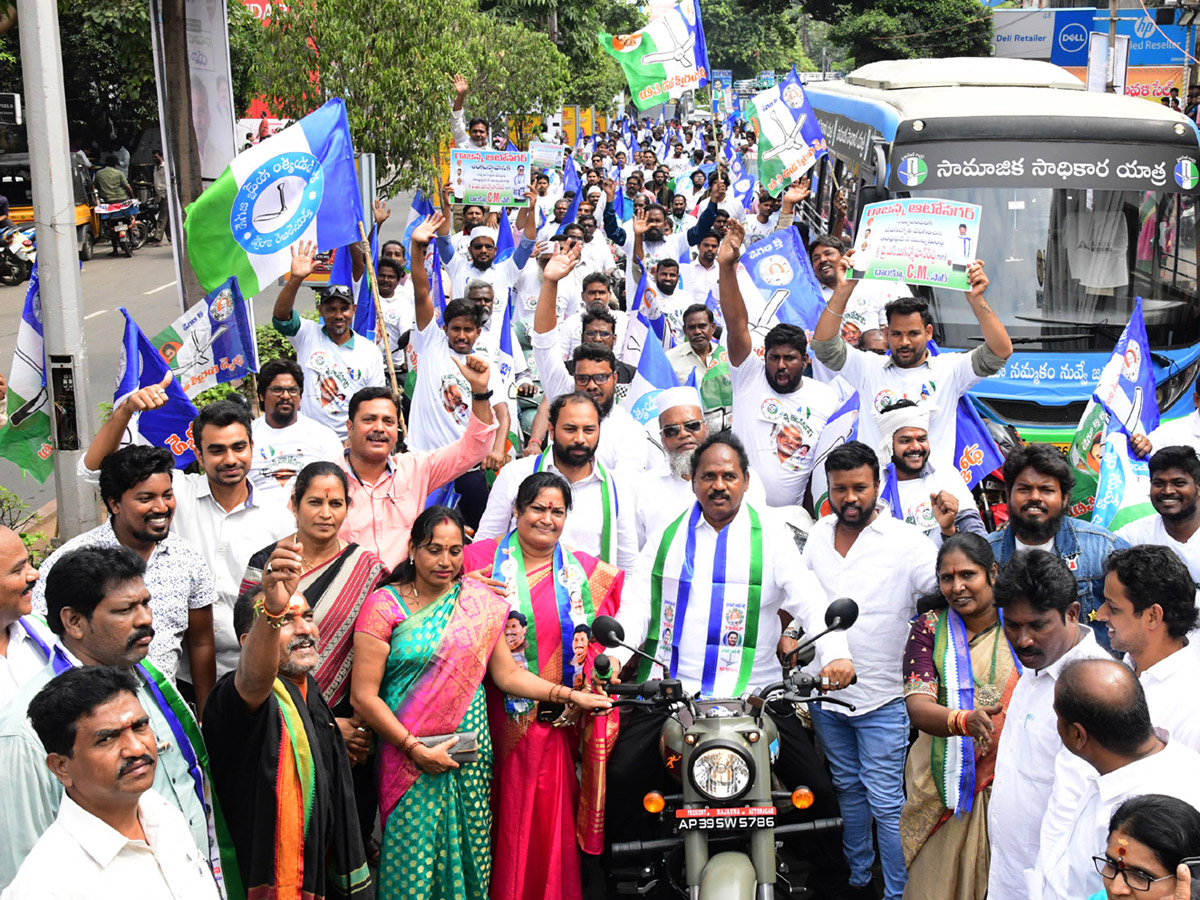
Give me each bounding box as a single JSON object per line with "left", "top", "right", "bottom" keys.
{"left": 592, "top": 615, "right": 625, "bottom": 649}
{"left": 824, "top": 598, "right": 859, "bottom": 631}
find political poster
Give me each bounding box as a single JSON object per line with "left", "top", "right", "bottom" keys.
{"left": 528, "top": 140, "right": 565, "bottom": 173}
{"left": 562, "top": 106, "right": 579, "bottom": 146}
{"left": 448, "top": 148, "right": 531, "bottom": 206}
{"left": 852, "top": 198, "right": 983, "bottom": 291}
{"left": 151, "top": 277, "right": 259, "bottom": 399}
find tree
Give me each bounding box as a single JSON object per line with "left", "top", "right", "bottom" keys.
{"left": 701, "top": 0, "right": 813, "bottom": 81}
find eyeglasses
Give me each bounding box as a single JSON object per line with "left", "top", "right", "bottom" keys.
{"left": 661, "top": 419, "right": 704, "bottom": 439}
{"left": 267, "top": 386, "right": 300, "bottom": 397}
{"left": 583, "top": 329, "right": 613, "bottom": 340}
{"left": 573, "top": 372, "right": 613, "bottom": 387}
{"left": 1093, "top": 856, "right": 1177, "bottom": 891}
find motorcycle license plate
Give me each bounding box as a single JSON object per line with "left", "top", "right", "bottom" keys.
{"left": 675, "top": 806, "right": 776, "bottom": 831}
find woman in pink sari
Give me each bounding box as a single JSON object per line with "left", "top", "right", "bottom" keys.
{"left": 463, "top": 471, "right": 625, "bottom": 900}
{"left": 351, "top": 505, "right": 610, "bottom": 900}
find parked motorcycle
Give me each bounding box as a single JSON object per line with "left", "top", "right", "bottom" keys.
{"left": 0, "top": 224, "right": 35, "bottom": 286}
{"left": 96, "top": 198, "right": 140, "bottom": 258}
{"left": 134, "top": 193, "right": 161, "bottom": 248}
{"left": 593, "top": 596, "right": 860, "bottom": 900}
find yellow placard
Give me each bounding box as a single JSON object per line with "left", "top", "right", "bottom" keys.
{"left": 507, "top": 115, "right": 543, "bottom": 150}
{"left": 562, "top": 106, "right": 578, "bottom": 146}
{"left": 597, "top": 111, "right": 608, "bottom": 133}
{"left": 580, "top": 107, "right": 594, "bottom": 139}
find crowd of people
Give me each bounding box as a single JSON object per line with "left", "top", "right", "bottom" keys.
{"left": 4, "top": 76, "right": 1200, "bottom": 900}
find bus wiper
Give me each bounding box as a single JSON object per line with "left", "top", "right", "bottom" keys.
{"left": 971, "top": 333, "right": 1099, "bottom": 344}
{"left": 1010, "top": 316, "right": 1172, "bottom": 366}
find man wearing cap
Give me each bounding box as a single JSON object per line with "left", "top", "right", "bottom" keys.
{"left": 272, "top": 241, "right": 386, "bottom": 441}
{"left": 436, "top": 186, "right": 538, "bottom": 301}
{"left": 876, "top": 399, "right": 986, "bottom": 544}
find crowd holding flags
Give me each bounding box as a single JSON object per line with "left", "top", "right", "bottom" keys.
{"left": 599, "top": 0, "right": 709, "bottom": 111}
{"left": 745, "top": 67, "right": 827, "bottom": 197}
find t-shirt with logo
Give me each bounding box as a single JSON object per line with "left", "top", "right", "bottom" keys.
{"left": 730, "top": 355, "right": 840, "bottom": 507}
{"left": 249, "top": 413, "right": 344, "bottom": 497}
{"left": 408, "top": 320, "right": 503, "bottom": 453}
{"left": 274, "top": 314, "right": 386, "bottom": 441}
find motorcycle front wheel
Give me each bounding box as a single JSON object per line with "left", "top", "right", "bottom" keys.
{"left": 0, "top": 257, "right": 23, "bottom": 286}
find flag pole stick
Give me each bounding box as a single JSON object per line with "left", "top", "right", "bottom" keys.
{"left": 358, "top": 219, "right": 407, "bottom": 439}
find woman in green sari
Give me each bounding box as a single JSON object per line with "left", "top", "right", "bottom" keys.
{"left": 350, "top": 505, "right": 610, "bottom": 900}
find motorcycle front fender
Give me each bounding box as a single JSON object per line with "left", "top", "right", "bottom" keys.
{"left": 697, "top": 851, "right": 756, "bottom": 900}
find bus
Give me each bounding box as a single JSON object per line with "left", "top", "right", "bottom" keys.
{"left": 803, "top": 57, "right": 1200, "bottom": 450}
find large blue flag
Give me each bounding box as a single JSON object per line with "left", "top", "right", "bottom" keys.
{"left": 495, "top": 212, "right": 516, "bottom": 264}
{"left": 402, "top": 190, "right": 435, "bottom": 256}
{"left": 746, "top": 67, "right": 827, "bottom": 197}
{"left": 563, "top": 153, "right": 582, "bottom": 195}
{"left": 117, "top": 309, "right": 200, "bottom": 468}
{"left": 622, "top": 312, "right": 681, "bottom": 425}
{"left": 741, "top": 227, "right": 825, "bottom": 330}
{"left": 881, "top": 462, "right": 905, "bottom": 520}
{"left": 729, "top": 157, "right": 756, "bottom": 213}
{"left": 927, "top": 340, "right": 1005, "bottom": 491}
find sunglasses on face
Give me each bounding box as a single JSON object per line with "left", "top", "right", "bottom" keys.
{"left": 661, "top": 419, "right": 704, "bottom": 439}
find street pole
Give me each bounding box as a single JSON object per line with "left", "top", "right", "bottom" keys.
{"left": 1106, "top": 0, "right": 1118, "bottom": 93}
{"left": 17, "top": 0, "right": 95, "bottom": 539}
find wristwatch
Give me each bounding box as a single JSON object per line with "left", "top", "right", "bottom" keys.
{"left": 782, "top": 625, "right": 801, "bottom": 640}
{"left": 472, "top": 390, "right": 494, "bottom": 401}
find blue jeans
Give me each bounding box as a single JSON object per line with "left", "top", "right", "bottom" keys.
{"left": 810, "top": 697, "right": 910, "bottom": 900}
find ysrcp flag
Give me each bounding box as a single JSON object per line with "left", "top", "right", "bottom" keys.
{"left": 729, "top": 156, "right": 756, "bottom": 213}
{"left": 185, "top": 98, "right": 364, "bottom": 295}
{"left": 809, "top": 391, "right": 860, "bottom": 518}
{"left": 741, "top": 227, "right": 825, "bottom": 331}
{"left": 622, "top": 315, "right": 681, "bottom": 426}
{"left": 0, "top": 266, "right": 53, "bottom": 481}
{"left": 599, "top": 0, "right": 710, "bottom": 111}
{"left": 1092, "top": 297, "right": 1160, "bottom": 440}
{"left": 1092, "top": 432, "right": 1155, "bottom": 532}
{"left": 117, "top": 309, "right": 200, "bottom": 468}
{"left": 746, "top": 68, "right": 827, "bottom": 197}
{"left": 151, "top": 278, "right": 259, "bottom": 399}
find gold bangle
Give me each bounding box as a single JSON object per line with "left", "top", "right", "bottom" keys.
{"left": 253, "top": 596, "right": 288, "bottom": 630}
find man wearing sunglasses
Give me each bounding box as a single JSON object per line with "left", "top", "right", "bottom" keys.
{"left": 634, "top": 387, "right": 765, "bottom": 545}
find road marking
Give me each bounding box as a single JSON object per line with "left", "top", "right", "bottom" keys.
{"left": 84, "top": 309, "right": 108, "bottom": 320}
{"left": 144, "top": 280, "right": 177, "bottom": 295}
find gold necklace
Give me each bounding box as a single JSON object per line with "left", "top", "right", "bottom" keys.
{"left": 300, "top": 537, "right": 343, "bottom": 574}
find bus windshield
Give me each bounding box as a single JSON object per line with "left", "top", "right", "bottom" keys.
{"left": 903, "top": 186, "right": 1200, "bottom": 351}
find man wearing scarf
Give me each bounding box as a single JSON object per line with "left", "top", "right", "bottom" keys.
{"left": 203, "top": 540, "right": 372, "bottom": 900}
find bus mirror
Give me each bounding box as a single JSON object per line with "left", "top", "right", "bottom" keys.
{"left": 860, "top": 186, "right": 890, "bottom": 206}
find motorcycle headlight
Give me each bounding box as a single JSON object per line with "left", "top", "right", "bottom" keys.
{"left": 688, "top": 741, "right": 754, "bottom": 802}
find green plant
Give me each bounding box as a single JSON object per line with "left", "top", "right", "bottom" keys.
{"left": 0, "top": 484, "right": 49, "bottom": 566}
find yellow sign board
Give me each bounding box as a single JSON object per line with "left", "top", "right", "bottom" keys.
{"left": 562, "top": 106, "right": 578, "bottom": 146}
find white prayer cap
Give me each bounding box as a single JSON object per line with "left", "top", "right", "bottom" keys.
{"left": 468, "top": 226, "right": 499, "bottom": 245}
{"left": 657, "top": 386, "right": 703, "bottom": 415}
{"left": 873, "top": 402, "right": 934, "bottom": 467}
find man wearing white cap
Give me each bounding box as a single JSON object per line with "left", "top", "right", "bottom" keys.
{"left": 435, "top": 189, "right": 538, "bottom": 300}
{"left": 636, "top": 386, "right": 766, "bottom": 544}
{"left": 875, "top": 399, "right": 986, "bottom": 545}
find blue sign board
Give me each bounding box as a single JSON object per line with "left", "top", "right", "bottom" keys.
{"left": 1049, "top": 7, "right": 1095, "bottom": 66}
{"left": 1115, "top": 9, "right": 1186, "bottom": 66}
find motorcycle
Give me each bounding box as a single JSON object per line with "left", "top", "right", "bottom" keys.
{"left": 0, "top": 224, "right": 35, "bottom": 286}
{"left": 134, "top": 193, "right": 161, "bottom": 248}
{"left": 96, "top": 198, "right": 140, "bottom": 258}
{"left": 592, "top": 596, "right": 860, "bottom": 900}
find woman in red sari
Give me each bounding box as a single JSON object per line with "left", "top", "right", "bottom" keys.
{"left": 463, "top": 471, "right": 625, "bottom": 900}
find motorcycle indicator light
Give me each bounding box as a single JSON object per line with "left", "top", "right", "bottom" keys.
{"left": 643, "top": 792, "right": 666, "bottom": 814}
{"left": 791, "top": 787, "right": 815, "bottom": 810}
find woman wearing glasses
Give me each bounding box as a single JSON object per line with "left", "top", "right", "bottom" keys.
{"left": 1091, "top": 794, "right": 1200, "bottom": 899}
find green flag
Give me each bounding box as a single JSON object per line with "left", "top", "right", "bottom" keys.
{"left": 0, "top": 267, "right": 54, "bottom": 482}
{"left": 599, "top": 0, "right": 709, "bottom": 111}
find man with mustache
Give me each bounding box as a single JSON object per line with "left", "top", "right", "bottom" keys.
{"left": 32, "top": 445, "right": 218, "bottom": 712}
{"left": 5, "top": 666, "right": 219, "bottom": 898}
{"left": 986, "top": 549, "right": 1113, "bottom": 900}
{"left": 247, "top": 357, "right": 343, "bottom": 497}
{"left": 0, "top": 525, "right": 52, "bottom": 709}
{"left": 83, "top": 396, "right": 297, "bottom": 678}
{"left": 1115, "top": 445, "right": 1200, "bottom": 583}
{"left": 202, "top": 544, "right": 372, "bottom": 900}
{"left": 665, "top": 305, "right": 717, "bottom": 384}
{"left": 0, "top": 547, "right": 226, "bottom": 890}
{"left": 477, "top": 392, "right": 638, "bottom": 569}
{"left": 717, "top": 221, "right": 840, "bottom": 510}
{"left": 874, "top": 400, "right": 986, "bottom": 544}
{"left": 798, "top": 440, "right": 938, "bottom": 900}
{"left": 988, "top": 443, "right": 1128, "bottom": 648}
{"left": 606, "top": 433, "right": 853, "bottom": 896}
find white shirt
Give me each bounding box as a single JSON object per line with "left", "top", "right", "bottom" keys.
{"left": 1034, "top": 736, "right": 1200, "bottom": 900}
{"left": 819, "top": 280, "right": 910, "bottom": 339}
{"left": 1147, "top": 411, "right": 1200, "bottom": 456}
{"left": 730, "top": 357, "right": 840, "bottom": 506}
{"left": 742, "top": 213, "right": 779, "bottom": 246}
{"left": 1117, "top": 514, "right": 1200, "bottom": 585}
{"left": 615, "top": 502, "right": 848, "bottom": 694}
{"left": 1, "top": 791, "right": 218, "bottom": 900}
{"left": 475, "top": 453, "right": 639, "bottom": 571}
{"left": 281, "top": 318, "right": 386, "bottom": 441}
{"left": 378, "top": 281, "right": 416, "bottom": 354}
{"left": 531, "top": 325, "right": 651, "bottom": 473}
{"left": 443, "top": 250, "right": 526, "bottom": 307}
{"left": 1134, "top": 649, "right": 1200, "bottom": 752}
{"left": 580, "top": 237, "right": 617, "bottom": 278}
{"left": 0, "top": 619, "right": 52, "bottom": 710}
{"left": 408, "top": 321, "right": 503, "bottom": 453}
{"left": 249, "top": 413, "right": 344, "bottom": 497}
{"left": 615, "top": 221, "right": 693, "bottom": 290}
{"left": 986, "top": 628, "right": 1113, "bottom": 900}
{"left": 800, "top": 512, "right": 938, "bottom": 714}
{"left": 635, "top": 466, "right": 767, "bottom": 547}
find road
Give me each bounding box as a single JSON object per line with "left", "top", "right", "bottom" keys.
{"left": 0, "top": 206, "right": 411, "bottom": 515}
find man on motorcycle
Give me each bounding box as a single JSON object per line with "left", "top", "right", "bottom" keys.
{"left": 602, "top": 432, "right": 856, "bottom": 896}
{"left": 94, "top": 155, "right": 132, "bottom": 203}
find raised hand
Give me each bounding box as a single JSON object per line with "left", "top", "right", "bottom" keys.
{"left": 631, "top": 207, "right": 650, "bottom": 236}
{"left": 782, "top": 176, "right": 811, "bottom": 210}
{"left": 452, "top": 74, "right": 469, "bottom": 100}
{"left": 966, "top": 260, "right": 988, "bottom": 301}
{"left": 453, "top": 354, "right": 492, "bottom": 395}
{"left": 602, "top": 179, "right": 617, "bottom": 203}
{"left": 717, "top": 219, "right": 745, "bottom": 268}
{"left": 373, "top": 198, "right": 391, "bottom": 227}
{"left": 930, "top": 490, "right": 959, "bottom": 534}
{"left": 289, "top": 240, "right": 317, "bottom": 281}
{"left": 542, "top": 240, "right": 581, "bottom": 283}
{"left": 262, "top": 539, "right": 303, "bottom": 616}
{"left": 411, "top": 212, "right": 445, "bottom": 249}
{"left": 121, "top": 371, "right": 173, "bottom": 414}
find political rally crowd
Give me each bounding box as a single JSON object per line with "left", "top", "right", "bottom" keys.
{"left": 5, "top": 73, "right": 1200, "bottom": 900}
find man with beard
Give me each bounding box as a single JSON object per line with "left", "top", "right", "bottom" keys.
{"left": 986, "top": 550, "right": 1113, "bottom": 900}
{"left": 465, "top": 278, "right": 535, "bottom": 396}
{"left": 988, "top": 443, "right": 1128, "bottom": 647}
{"left": 532, "top": 244, "right": 652, "bottom": 473}
{"left": 272, "top": 242, "right": 387, "bottom": 441}
{"left": 450, "top": 204, "right": 489, "bottom": 254}
{"left": 605, "top": 433, "right": 853, "bottom": 897}
{"left": 799, "top": 441, "right": 938, "bottom": 900}
{"left": 0, "top": 547, "right": 228, "bottom": 890}
{"left": 874, "top": 400, "right": 986, "bottom": 544}
{"left": 435, "top": 188, "right": 538, "bottom": 300}
{"left": 450, "top": 73, "right": 489, "bottom": 149}
{"left": 813, "top": 250, "right": 1012, "bottom": 500}
{"left": 476, "top": 392, "right": 637, "bottom": 569}
{"left": 577, "top": 213, "right": 616, "bottom": 278}
{"left": 668, "top": 192, "right": 691, "bottom": 230}
{"left": 33, "top": 445, "right": 217, "bottom": 709}
{"left": 0, "top": 526, "right": 51, "bottom": 709}
{"left": 718, "top": 221, "right": 840, "bottom": 509}
{"left": 82, "top": 398, "right": 296, "bottom": 678}
{"left": 1116, "top": 445, "right": 1200, "bottom": 582}
{"left": 603, "top": 177, "right": 720, "bottom": 289}
{"left": 666, "top": 304, "right": 717, "bottom": 384}
{"left": 809, "top": 234, "right": 910, "bottom": 331}
{"left": 633, "top": 388, "right": 765, "bottom": 544}
{"left": 246, "top": 357, "right": 344, "bottom": 497}
{"left": 203, "top": 551, "right": 372, "bottom": 900}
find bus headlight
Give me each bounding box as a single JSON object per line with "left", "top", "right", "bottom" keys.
{"left": 689, "top": 742, "right": 754, "bottom": 801}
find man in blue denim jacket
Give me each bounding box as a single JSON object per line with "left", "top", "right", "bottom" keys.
{"left": 989, "top": 443, "right": 1129, "bottom": 650}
